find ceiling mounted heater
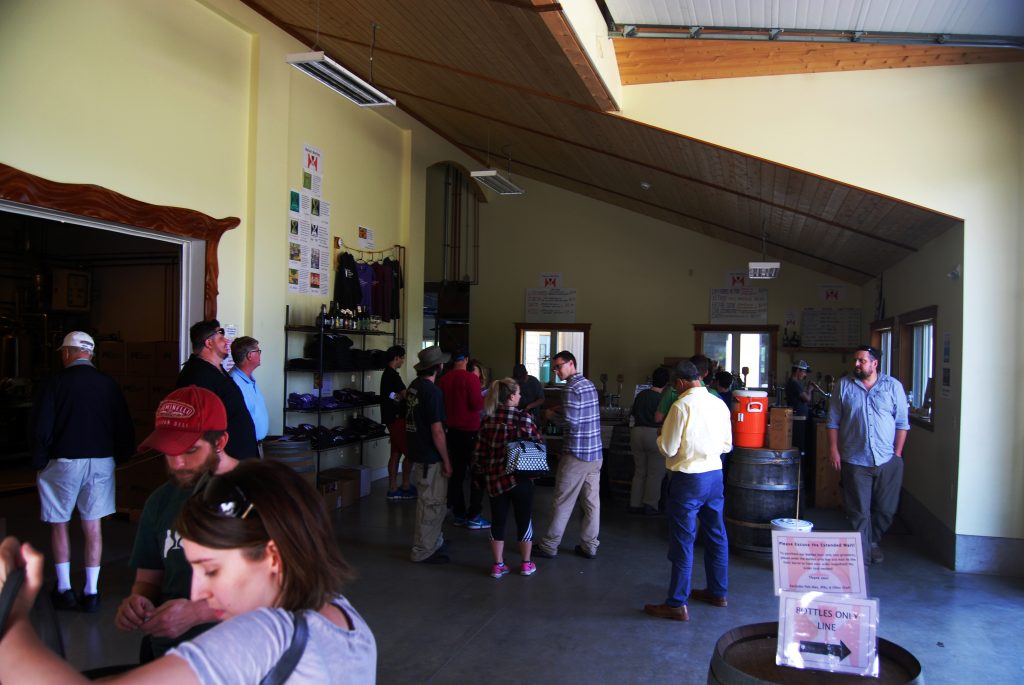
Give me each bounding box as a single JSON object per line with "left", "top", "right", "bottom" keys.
{"left": 285, "top": 51, "right": 396, "bottom": 107}
{"left": 472, "top": 146, "right": 525, "bottom": 196}
{"left": 470, "top": 169, "right": 524, "bottom": 196}
{"left": 748, "top": 261, "right": 781, "bottom": 279}
{"left": 748, "top": 222, "right": 780, "bottom": 279}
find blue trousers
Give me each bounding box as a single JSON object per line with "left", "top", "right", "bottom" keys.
{"left": 665, "top": 470, "right": 728, "bottom": 607}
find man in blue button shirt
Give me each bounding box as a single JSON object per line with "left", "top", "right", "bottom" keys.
{"left": 827, "top": 345, "right": 910, "bottom": 565}
{"left": 230, "top": 336, "right": 268, "bottom": 456}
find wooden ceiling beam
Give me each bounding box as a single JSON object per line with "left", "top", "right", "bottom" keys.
{"left": 614, "top": 39, "right": 1024, "bottom": 84}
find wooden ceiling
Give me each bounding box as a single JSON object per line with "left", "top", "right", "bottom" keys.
{"left": 242, "top": 0, "right": 967, "bottom": 284}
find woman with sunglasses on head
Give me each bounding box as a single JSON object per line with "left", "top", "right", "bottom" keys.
{"left": 471, "top": 377, "right": 544, "bottom": 579}
{"left": 0, "top": 460, "right": 377, "bottom": 683}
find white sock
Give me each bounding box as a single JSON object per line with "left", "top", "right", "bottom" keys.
{"left": 55, "top": 562, "right": 72, "bottom": 592}
{"left": 84, "top": 566, "right": 101, "bottom": 595}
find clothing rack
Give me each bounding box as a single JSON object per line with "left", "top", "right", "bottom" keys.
{"left": 332, "top": 241, "right": 406, "bottom": 346}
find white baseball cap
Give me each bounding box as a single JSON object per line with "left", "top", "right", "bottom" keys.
{"left": 61, "top": 331, "right": 95, "bottom": 351}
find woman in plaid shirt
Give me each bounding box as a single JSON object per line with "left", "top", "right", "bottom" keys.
{"left": 472, "top": 377, "right": 544, "bottom": 578}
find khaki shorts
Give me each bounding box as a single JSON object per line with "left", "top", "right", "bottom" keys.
{"left": 37, "top": 457, "right": 116, "bottom": 522}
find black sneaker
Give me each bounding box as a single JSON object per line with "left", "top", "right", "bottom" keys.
{"left": 533, "top": 547, "right": 557, "bottom": 559}
{"left": 79, "top": 592, "right": 101, "bottom": 613}
{"left": 573, "top": 545, "right": 597, "bottom": 560}
{"left": 51, "top": 588, "right": 78, "bottom": 611}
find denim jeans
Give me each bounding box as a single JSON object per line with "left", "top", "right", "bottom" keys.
{"left": 665, "top": 470, "right": 728, "bottom": 607}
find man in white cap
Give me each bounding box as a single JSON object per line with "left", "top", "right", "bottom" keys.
{"left": 32, "top": 331, "right": 134, "bottom": 613}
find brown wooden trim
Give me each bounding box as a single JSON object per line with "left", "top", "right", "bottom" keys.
{"left": 487, "top": 0, "right": 563, "bottom": 13}
{"left": 0, "top": 163, "right": 238, "bottom": 320}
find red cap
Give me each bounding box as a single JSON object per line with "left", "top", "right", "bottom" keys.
{"left": 139, "top": 386, "right": 227, "bottom": 455}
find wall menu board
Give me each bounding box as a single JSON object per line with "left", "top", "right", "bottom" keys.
{"left": 710, "top": 288, "right": 768, "bottom": 324}
{"left": 801, "top": 308, "right": 862, "bottom": 348}
{"left": 525, "top": 288, "right": 576, "bottom": 323}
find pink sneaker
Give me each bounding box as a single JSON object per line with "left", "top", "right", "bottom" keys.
{"left": 520, "top": 561, "right": 537, "bottom": 576}
{"left": 490, "top": 562, "right": 509, "bottom": 579}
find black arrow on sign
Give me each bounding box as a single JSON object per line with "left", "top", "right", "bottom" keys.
{"left": 799, "top": 640, "right": 852, "bottom": 661}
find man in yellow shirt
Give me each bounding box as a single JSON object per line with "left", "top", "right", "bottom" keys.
{"left": 644, "top": 360, "right": 733, "bottom": 621}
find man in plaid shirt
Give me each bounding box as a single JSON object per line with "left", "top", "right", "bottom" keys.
{"left": 535, "top": 350, "right": 603, "bottom": 559}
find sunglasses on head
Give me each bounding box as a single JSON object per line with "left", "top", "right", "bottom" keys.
{"left": 197, "top": 475, "right": 257, "bottom": 520}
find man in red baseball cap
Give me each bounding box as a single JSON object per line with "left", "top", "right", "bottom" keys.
{"left": 114, "top": 386, "right": 239, "bottom": 661}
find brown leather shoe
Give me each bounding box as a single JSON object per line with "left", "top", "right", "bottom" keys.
{"left": 689, "top": 588, "right": 728, "bottom": 607}
{"left": 643, "top": 603, "right": 689, "bottom": 621}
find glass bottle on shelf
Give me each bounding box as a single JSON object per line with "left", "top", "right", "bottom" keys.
{"left": 327, "top": 301, "right": 341, "bottom": 330}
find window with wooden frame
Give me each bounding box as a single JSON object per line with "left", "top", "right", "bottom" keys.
{"left": 870, "top": 318, "right": 895, "bottom": 377}
{"left": 898, "top": 306, "right": 937, "bottom": 429}
{"left": 694, "top": 324, "right": 778, "bottom": 389}
{"left": 514, "top": 323, "right": 591, "bottom": 385}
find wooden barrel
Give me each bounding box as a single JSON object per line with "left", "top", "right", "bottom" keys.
{"left": 263, "top": 436, "right": 316, "bottom": 486}
{"left": 707, "top": 622, "right": 923, "bottom": 685}
{"left": 724, "top": 447, "right": 803, "bottom": 558}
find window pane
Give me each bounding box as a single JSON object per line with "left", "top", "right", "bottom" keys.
{"left": 556, "top": 331, "right": 585, "bottom": 378}
{"left": 703, "top": 332, "right": 732, "bottom": 372}
{"left": 879, "top": 330, "right": 892, "bottom": 376}
{"left": 522, "top": 330, "right": 551, "bottom": 382}
{"left": 739, "top": 333, "right": 769, "bottom": 389}
{"left": 911, "top": 322, "right": 934, "bottom": 410}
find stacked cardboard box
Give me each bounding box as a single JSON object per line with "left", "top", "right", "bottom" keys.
{"left": 768, "top": 407, "right": 793, "bottom": 450}
{"left": 318, "top": 468, "right": 362, "bottom": 510}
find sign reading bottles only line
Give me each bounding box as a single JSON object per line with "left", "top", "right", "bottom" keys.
{"left": 777, "top": 591, "right": 880, "bottom": 678}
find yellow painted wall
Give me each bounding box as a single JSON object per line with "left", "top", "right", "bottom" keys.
{"left": 471, "top": 177, "right": 861, "bottom": 396}
{"left": 0, "top": 0, "right": 476, "bottom": 463}
{"left": 620, "top": 64, "right": 1024, "bottom": 539}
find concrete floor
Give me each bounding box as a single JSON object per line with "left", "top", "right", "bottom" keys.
{"left": 2, "top": 480, "right": 1023, "bottom": 684}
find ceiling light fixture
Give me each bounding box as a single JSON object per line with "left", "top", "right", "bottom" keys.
{"left": 472, "top": 146, "right": 524, "bottom": 196}
{"left": 286, "top": 51, "right": 396, "bottom": 107}
{"left": 749, "top": 221, "right": 780, "bottom": 279}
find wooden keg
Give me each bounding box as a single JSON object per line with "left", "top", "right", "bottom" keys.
{"left": 724, "top": 446, "right": 803, "bottom": 558}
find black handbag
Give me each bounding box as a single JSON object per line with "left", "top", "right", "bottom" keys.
{"left": 504, "top": 439, "right": 550, "bottom": 475}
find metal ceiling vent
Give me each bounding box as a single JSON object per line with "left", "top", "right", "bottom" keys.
{"left": 471, "top": 147, "right": 525, "bottom": 196}
{"left": 286, "top": 20, "right": 395, "bottom": 107}
{"left": 749, "top": 223, "right": 780, "bottom": 280}
{"left": 286, "top": 51, "right": 396, "bottom": 107}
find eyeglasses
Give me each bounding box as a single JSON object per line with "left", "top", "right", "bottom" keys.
{"left": 552, "top": 361, "right": 568, "bottom": 372}
{"left": 249, "top": 349, "right": 262, "bottom": 356}
{"left": 205, "top": 327, "right": 226, "bottom": 342}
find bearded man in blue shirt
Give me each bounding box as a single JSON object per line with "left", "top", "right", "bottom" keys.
{"left": 827, "top": 345, "right": 910, "bottom": 565}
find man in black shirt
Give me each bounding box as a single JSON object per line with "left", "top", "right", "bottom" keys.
{"left": 381, "top": 345, "right": 414, "bottom": 500}
{"left": 175, "top": 319, "right": 258, "bottom": 460}
{"left": 406, "top": 346, "right": 452, "bottom": 564}
{"left": 629, "top": 366, "right": 669, "bottom": 515}
{"left": 34, "top": 331, "right": 134, "bottom": 612}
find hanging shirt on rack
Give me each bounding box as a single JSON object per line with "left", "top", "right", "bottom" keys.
{"left": 335, "top": 251, "right": 361, "bottom": 309}
{"left": 373, "top": 260, "right": 390, "bottom": 321}
{"left": 386, "top": 257, "right": 403, "bottom": 321}
{"left": 356, "top": 262, "right": 375, "bottom": 311}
